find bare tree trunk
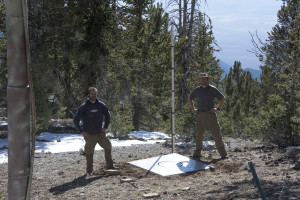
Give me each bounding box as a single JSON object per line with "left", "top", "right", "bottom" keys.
{"left": 182, "top": 0, "right": 187, "bottom": 36}
{"left": 179, "top": 0, "right": 182, "bottom": 37}
{"left": 132, "top": 83, "right": 142, "bottom": 130}
{"left": 176, "top": 0, "right": 197, "bottom": 107}
{"left": 187, "top": 0, "right": 196, "bottom": 53}
{"left": 6, "top": 0, "right": 31, "bottom": 199}
{"left": 182, "top": 0, "right": 196, "bottom": 105}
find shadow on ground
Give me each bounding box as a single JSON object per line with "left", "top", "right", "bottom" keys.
{"left": 49, "top": 174, "right": 105, "bottom": 195}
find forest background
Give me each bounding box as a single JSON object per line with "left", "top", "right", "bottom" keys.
{"left": 0, "top": 0, "right": 299, "bottom": 147}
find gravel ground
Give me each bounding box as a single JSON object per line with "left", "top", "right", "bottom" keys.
{"left": 0, "top": 137, "right": 299, "bottom": 199}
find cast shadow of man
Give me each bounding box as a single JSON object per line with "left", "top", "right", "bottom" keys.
{"left": 49, "top": 174, "right": 105, "bottom": 195}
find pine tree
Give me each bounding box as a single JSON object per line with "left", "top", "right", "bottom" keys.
{"left": 27, "top": 0, "right": 119, "bottom": 121}
{"left": 189, "top": 12, "right": 223, "bottom": 86}
{"left": 258, "top": 0, "right": 300, "bottom": 146}
{"left": 118, "top": 0, "right": 171, "bottom": 130}
{"left": 220, "top": 61, "right": 261, "bottom": 137}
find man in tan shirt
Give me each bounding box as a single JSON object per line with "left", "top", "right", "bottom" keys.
{"left": 188, "top": 73, "right": 228, "bottom": 159}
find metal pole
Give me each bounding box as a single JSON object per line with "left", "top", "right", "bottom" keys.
{"left": 171, "top": 22, "right": 175, "bottom": 153}
{"left": 248, "top": 162, "right": 267, "bottom": 200}
{"left": 6, "top": 0, "right": 31, "bottom": 199}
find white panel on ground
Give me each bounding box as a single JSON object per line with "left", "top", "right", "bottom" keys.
{"left": 129, "top": 153, "right": 213, "bottom": 176}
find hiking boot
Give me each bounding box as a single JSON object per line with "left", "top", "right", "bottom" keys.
{"left": 221, "top": 155, "right": 229, "bottom": 160}
{"left": 192, "top": 150, "right": 201, "bottom": 159}
{"left": 79, "top": 148, "right": 86, "bottom": 156}
{"left": 86, "top": 171, "right": 94, "bottom": 176}
{"left": 107, "top": 164, "right": 119, "bottom": 170}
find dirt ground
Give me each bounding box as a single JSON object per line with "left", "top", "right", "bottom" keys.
{"left": 0, "top": 137, "right": 299, "bottom": 200}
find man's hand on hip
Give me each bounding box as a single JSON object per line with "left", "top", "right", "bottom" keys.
{"left": 193, "top": 109, "right": 199, "bottom": 115}
{"left": 210, "top": 108, "right": 219, "bottom": 113}
{"left": 81, "top": 132, "right": 89, "bottom": 137}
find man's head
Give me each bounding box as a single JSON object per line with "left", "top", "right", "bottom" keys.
{"left": 197, "top": 73, "right": 211, "bottom": 87}
{"left": 88, "top": 87, "right": 98, "bottom": 103}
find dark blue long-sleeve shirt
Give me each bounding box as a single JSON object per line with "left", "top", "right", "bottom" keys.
{"left": 73, "top": 98, "right": 110, "bottom": 134}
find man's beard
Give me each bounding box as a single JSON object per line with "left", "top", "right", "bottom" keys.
{"left": 201, "top": 82, "right": 208, "bottom": 86}
{"left": 89, "top": 96, "right": 96, "bottom": 102}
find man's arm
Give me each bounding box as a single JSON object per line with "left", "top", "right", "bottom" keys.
{"left": 211, "top": 97, "right": 226, "bottom": 113}
{"left": 73, "top": 106, "right": 88, "bottom": 137}
{"left": 188, "top": 97, "right": 198, "bottom": 115}
{"left": 102, "top": 106, "right": 111, "bottom": 131}
{"left": 217, "top": 97, "right": 226, "bottom": 110}
{"left": 73, "top": 108, "right": 83, "bottom": 133}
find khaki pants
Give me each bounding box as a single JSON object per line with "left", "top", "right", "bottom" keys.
{"left": 195, "top": 111, "right": 227, "bottom": 157}
{"left": 84, "top": 131, "right": 113, "bottom": 172}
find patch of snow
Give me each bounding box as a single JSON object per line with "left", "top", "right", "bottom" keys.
{"left": 0, "top": 121, "right": 7, "bottom": 126}
{"left": 0, "top": 130, "right": 170, "bottom": 164}
{"left": 0, "top": 138, "right": 8, "bottom": 164}
{"left": 128, "top": 130, "right": 170, "bottom": 140}
{"left": 0, "top": 130, "right": 221, "bottom": 164}
{"left": 0, "top": 150, "right": 7, "bottom": 164}
{"left": 176, "top": 141, "right": 216, "bottom": 148}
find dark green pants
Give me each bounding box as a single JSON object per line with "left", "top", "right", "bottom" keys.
{"left": 195, "top": 111, "right": 227, "bottom": 157}
{"left": 84, "top": 131, "right": 113, "bottom": 172}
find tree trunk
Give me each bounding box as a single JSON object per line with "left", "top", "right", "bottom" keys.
{"left": 6, "top": 0, "right": 31, "bottom": 199}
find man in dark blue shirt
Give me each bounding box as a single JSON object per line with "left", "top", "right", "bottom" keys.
{"left": 188, "top": 73, "right": 228, "bottom": 160}
{"left": 73, "top": 87, "right": 116, "bottom": 175}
